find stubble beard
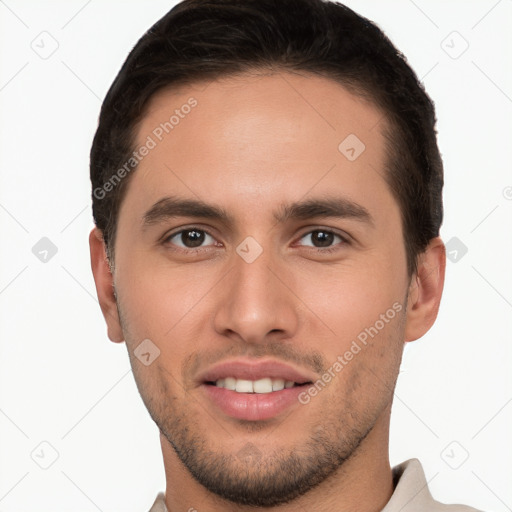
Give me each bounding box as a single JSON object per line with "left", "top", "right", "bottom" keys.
{"left": 138, "top": 368, "right": 379, "bottom": 507}
{"left": 118, "top": 299, "right": 405, "bottom": 507}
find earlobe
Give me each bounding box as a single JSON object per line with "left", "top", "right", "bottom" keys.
{"left": 404, "top": 237, "right": 446, "bottom": 342}
{"left": 89, "top": 228, "right": 125, "bottom": 343}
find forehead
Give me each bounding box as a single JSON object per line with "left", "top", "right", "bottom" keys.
{"left": 124, "top": 71, "right": 394, "bottom": 223}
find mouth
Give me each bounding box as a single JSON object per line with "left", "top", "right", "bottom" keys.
{"left": 198, "top": 359, "right": 315, "bottom": 421}
{"left": 205, "top": 377, "right": 311, "bottom": 394}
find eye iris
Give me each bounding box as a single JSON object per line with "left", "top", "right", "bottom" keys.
{"left": 182, "top": 229, "right": 205, "bottom": 248}
{"left": 312, "top": 230, "right": 334, "bottom": 247}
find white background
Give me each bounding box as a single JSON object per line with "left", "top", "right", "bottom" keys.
{"left": 0, "top": 1, "right": 511, "bottom": 511}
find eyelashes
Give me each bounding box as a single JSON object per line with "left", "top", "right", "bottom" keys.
{"left": 162, "top": 226, "right": 350, "bottom": 255}
{"left": 297, "top": 230, "right": 348, "bottom": 252}
{"left": 165, "top": 228, "right": 217, "bottom": 250}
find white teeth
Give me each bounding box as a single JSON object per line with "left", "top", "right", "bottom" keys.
{"left": 214, "top": 377, "right": 298, "bottom": 393}
{"left": 235, "top": 379, "right": 254, "bottom": 393}
{"left": 253, "top": 378, "right": 272, "bottom": 393}
{"left": 224, "top": 377, "right": 236, "bottom": 390}
{"left": 272, "top": 379, "right": 285, "bottom": 391}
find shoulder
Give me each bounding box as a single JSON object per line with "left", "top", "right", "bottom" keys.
{"left": 148, "top": 492, "right": 167, "bottom": 512}
{"left": 382, "top": 459, "right": 482, "bottom": 512}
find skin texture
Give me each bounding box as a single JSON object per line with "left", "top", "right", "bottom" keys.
{"left": 90, "top": 71, "right": 445, "bottom": 512}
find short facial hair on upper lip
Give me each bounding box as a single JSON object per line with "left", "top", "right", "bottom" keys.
{"left": 181, "top": 341, "right": 327, "bottom": 384}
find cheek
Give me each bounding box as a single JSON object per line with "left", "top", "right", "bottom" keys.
{"left": 320, "top": 304, "right": 405, "bottom": 422}
{"left": 298, "top": 260, "right": 405, "bottom": 343}
{"left": 114, "top": 256, "right": 226, "bottom": 375}
{"left": 296, "top": 259, "right": 406, "bottom": 396}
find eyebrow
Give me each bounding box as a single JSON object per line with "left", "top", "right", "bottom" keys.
{"left": 142, "top": 195, "right": 373, "bottom": 228}
{"left": 142, "top": 197, "right": 233, "bottom": 227}
{"left": 274, "top": 197, "right": 373, "bottom": 225}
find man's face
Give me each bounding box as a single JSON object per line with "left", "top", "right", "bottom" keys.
{"left": 105, "top": 72, "right": 412, "bottom": 505}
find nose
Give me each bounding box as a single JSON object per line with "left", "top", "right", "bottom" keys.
{"left": 212, "top": 245, "right": 300, "bottom": 346}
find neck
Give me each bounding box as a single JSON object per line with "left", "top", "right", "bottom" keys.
{"left": 161, "top": 407, "right": 394, "bottom": 512}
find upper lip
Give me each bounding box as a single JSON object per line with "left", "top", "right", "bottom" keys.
{"left": 197, "top": 358, "right": 316, "bottom": 385}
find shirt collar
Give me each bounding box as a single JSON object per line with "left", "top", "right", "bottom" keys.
{"left": 381, "top": 458, "right": 437, "bottom": 512}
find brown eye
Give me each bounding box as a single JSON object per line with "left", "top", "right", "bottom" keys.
{"left": 181, "top": 229, "right": 205, "bottom": 247}
{"left": 167, "top": 228, "right": 216, "bottom": 249}
{"left": 299, "top": 230, "right": 342, "bottom": 248}
{"left": 311, "top": 230, "right": 334, "bottom": 247}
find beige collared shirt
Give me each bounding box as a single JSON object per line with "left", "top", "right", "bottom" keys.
{"left": 148, "top": 459, "right": 481, "bottom": 511}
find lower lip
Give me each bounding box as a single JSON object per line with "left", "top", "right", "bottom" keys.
{"left": 202, "top": 384, "right": 308, "bottom": 421}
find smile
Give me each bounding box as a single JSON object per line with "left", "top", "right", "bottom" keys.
{"left": 212, "top": 377, "right": 300, "bottom": 393}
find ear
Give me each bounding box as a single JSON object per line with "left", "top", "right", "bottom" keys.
{"left": 89, "top": 228, "right": 124, "bottom": 343}
{"left": 404, "top": 237, "right": 446, "bottom": 342}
